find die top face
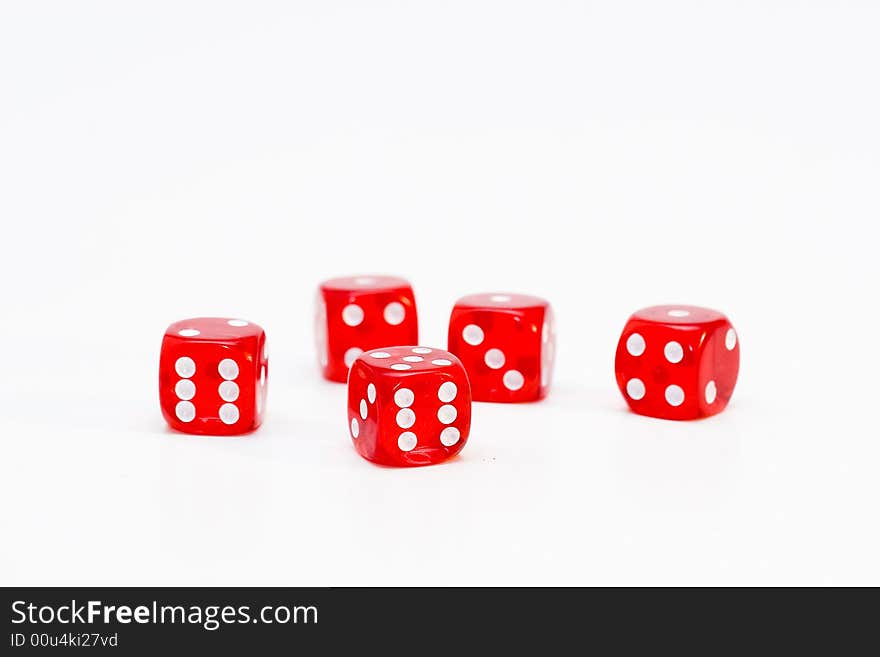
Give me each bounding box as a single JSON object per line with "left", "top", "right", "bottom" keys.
{"left": 320, "top": 274, "right": 411, "bottom": 292}
{"left": 629, "top": 305, "right": 728, "bottom": 326}
{"left": 615, "top": 305, "right": 739, "bottom": 420}
{"left": 165, "top": 317, "right": 264, "bottom": 342}
{"left": 347, "top": 346, "right": 471, "bottom": 467}
{"left": 448, "top": 293, "right": 553, "bottom": 402}
{"left": 454, "top": 292, "right": 549, "bottom": 311}
{"left": 160, "top": 318, "right": 268, "bottom": 435}
{"left": 317, "top": 275, "right": 419, "bottom": 383}
{"left": 358, "top": 346, "right": 461, "bottom": 373}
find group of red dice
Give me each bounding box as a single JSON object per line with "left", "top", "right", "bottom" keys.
{"left": 158, "top": 275, "right": 740, "bottom": 467}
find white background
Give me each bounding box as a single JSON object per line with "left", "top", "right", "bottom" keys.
{"left": 1, "top": 1, "right": 878, "bottom": 586}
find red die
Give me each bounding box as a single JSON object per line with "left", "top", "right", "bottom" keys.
{"left": 159, "top": 318, "right": 268, "bottom": 435}
{"left": 347, "top": 346, "right": 471, "bottom": 466}
{"left": 315, "top": 275, "right": 418, "bottom": 383}
{"left": 447, "top": 293, "right": 555, "bottom": 403}
{"left": 614, "top": 305, "right": 740, "bottom": 420}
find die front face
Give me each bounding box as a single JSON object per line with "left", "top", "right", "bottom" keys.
{"left": 316, "top": 275, "right": 418, "bottom": 383}
{"left": 447, "top": 294, "right": 554, "bottom": 403}
{"left": 159, "top": 318, "right": 268, "bottom": 435}
{"left": 347, "top": 346, "right": 471, "bottom": 467}
{"left": 614, "top": 305, "right": 739, "bottom": 420}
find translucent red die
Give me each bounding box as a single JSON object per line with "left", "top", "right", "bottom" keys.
{"left": 159, "top": 317, "right": 268, "bottom": 435}
{"left": 316, "top": 275, "right": 418, "bottom": 383}
{"left": 347, "top": 346, "right": 471, "bottom": 466}
{"left": 614, "top": 305, "right": 739, "bottom": 420}
{"left": 447, "top": 293, "right": 555, "bottom": 403}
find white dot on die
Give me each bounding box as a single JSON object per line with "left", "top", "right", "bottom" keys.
{"left": 370, "top": 352, "right": 391, "bottom": 359}
{"left": 218, "top": 358, "right": 239, "bottom": 380}
{"left": 462, "top": 324, "right": 484, "bottom": 346}
{"left": 626, "top": 378, "right": 646, "bottom": 400}
{"left": 354, "top": 277, "right": 376, "bottom": 286}
{"left": 440, "top": 427, "right": 460, "bottom": 447}
{"left": 344, "top": 347, "right": 363, "bottom": 367}
{"left": 705, "top": 381, "right": 717, "bottom": 404}
{"left": 437, "top": 405, "right": 457, "bottom": 424}
{"left": 391, "top": 363, "right": 411, "bottom": 370}
{"left": 360, "top": 399, "right": 368, "bottom": 420}
{"left": 175, "top": 356, "right": 196, "bottom": 378}
{"left": 626, "top": 333, "right": 646, "bottom": 357}
{"left": 218, "top": 380, "right": 239, "bottom": 402}
{"left": 175, "top": 379, "right": 196, "bottom": 401}
{"left": 178, "top": 329, "right": 200, "bottom": 337}
{"left": 342, "top": 304, "right": 364, "bottom": 327}
{"left": 490, "top": 295, "right": 512, "bottom": 302}
{"left": 351, "top": 418, "right": 359, "bottom": 439}
{"left": 432, "top": 359, "right": 452, "bottom": 366}
{"left": 668, "top": 309, "right": 690, "bottom": 317}
{"left": 403, "top": 355, "right": 423, "bottom": 363}
{"left": 412, "top": 347, "right": 432, "bottom": 354}
{"left": 175, "top": 401, "right": 196, "bottom": 422}
{"left": 394, "top": 388, "right": 414, "bottom": 408}
{"left": 484, "top": 348, "right": 505, "bottom": 369}
{"left": 367, "top": 383, "right": 376, "bottom": 403}
{"left": 219, "top": 403, "right": 240, "bottom": 424}
{"left": 383, "top": 302, "right": 406, "bottom": 326}
{"left": 664, "top": 341, "right": 684, "bottom": 364}
{"left": 726, "top": 328, "right": 737, "bottom": 350}
{"left": 396, "top": 408, "right": 416, "bottom": 429}
{"left": 665, "top": 385, "right": 685, "bottom": 407}
{"left": 438, "top": 381, "right": 457, "bottom": 402}
{"left": 503, "top": 370, "right": 525, "bottom": 391}
{"left": 227, "top": 319, "right": 248, "bottom": 327}
{"left": 398, "top": 432, "right": 417, "bottom": 452}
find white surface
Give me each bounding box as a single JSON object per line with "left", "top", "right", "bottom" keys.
{"left": 1, "top": 1, "right": 878, "bottom": 586}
